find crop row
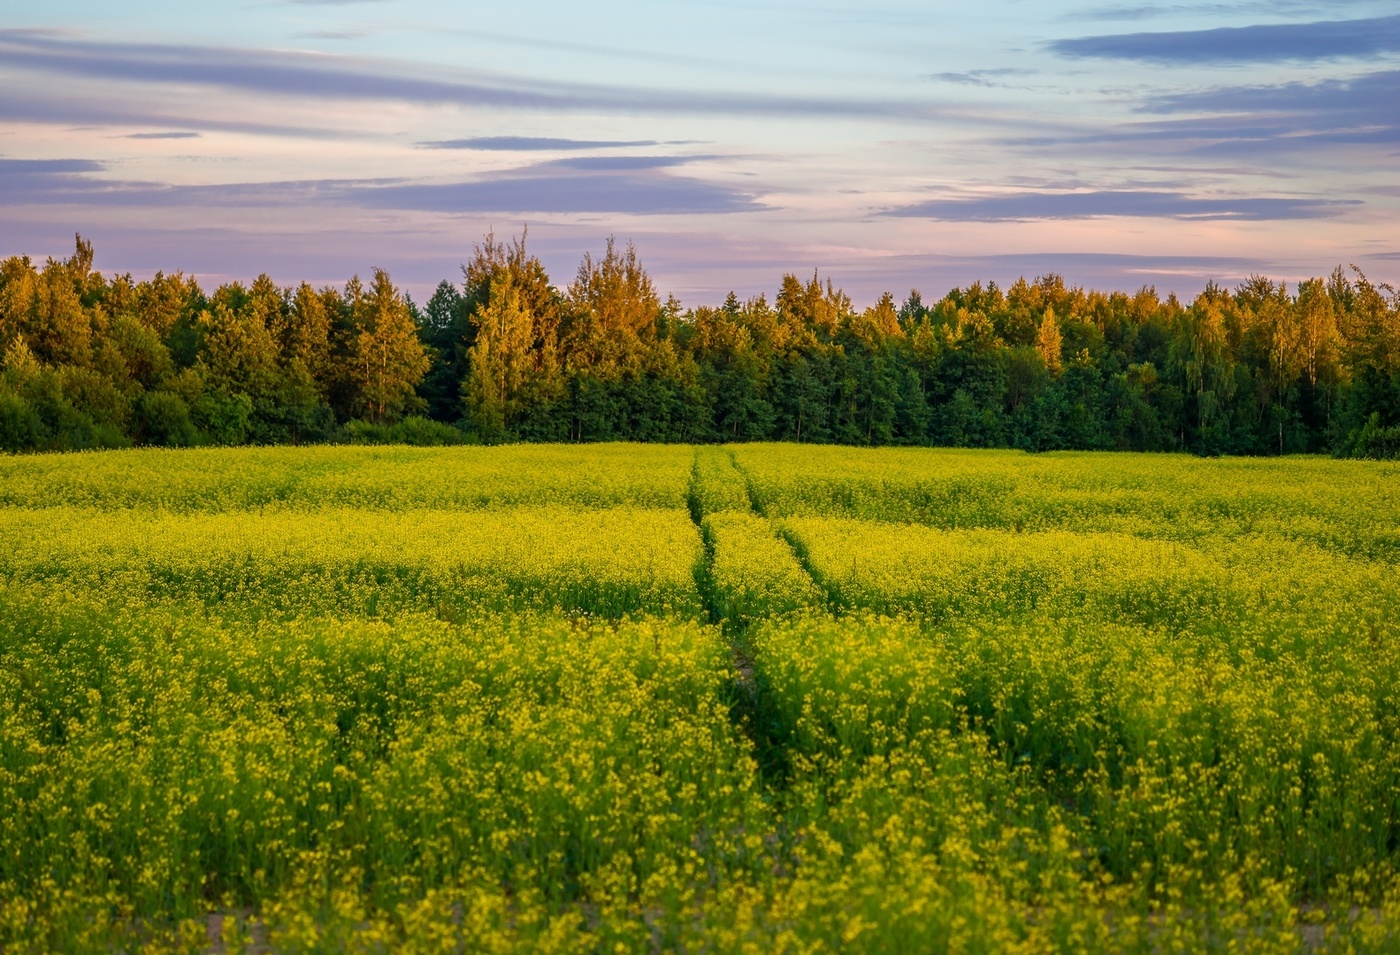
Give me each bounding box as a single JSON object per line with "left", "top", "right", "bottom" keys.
{"left": 734, "top": 444, "right": 1400, "bottom": 562}
{"left": 0, "top": 443, "right": 694, "bottom": 513}
{"left": 0, "top": 505, "right": 704, "bottom": 620}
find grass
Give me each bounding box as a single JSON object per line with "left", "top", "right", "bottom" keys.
{"left": 1, "top": 443, "right": 1398, "bottom": 952}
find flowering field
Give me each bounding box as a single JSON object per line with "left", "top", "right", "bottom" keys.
{"left": 2, "top": 445, "right": 1399, "bottom": 952}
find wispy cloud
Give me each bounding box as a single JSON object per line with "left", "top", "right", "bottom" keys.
{"left": 0, "top": 158, "right": 105, "bottom": 175}
{"left": 1051, "top": 13, "right": 1400, "bottom": 62}
{"left": 0, "top": 157, "right": 761, "bottom": 216}
{"left": 124, "top": 131, "right": 201, "bottom": 140}
{"left": 355, "top": 171, "right": 758, "bottom": 215}
{"left": 297, "top": 29, "right": 374, "bottom": 40}
{"left": 544, "top": 156, "right": 709, "bottom": 171}
{"left": 1062, "top": 1, "right": 1390, "bottom": 24}
{"left": 0, "top": 31, "right": 947, "bottom": 122}
{"left": 1135, "top": 69, "right": 1400, "bottom": 155}
{"left": 993, "top": 67, "right": 1400, "bottom": 160}
{"left": 1146, "top": 67, "right": 1400, "bottom": 113}
{"left": 421, "top": 136, "right": 660, "bottom": 151}
{"left": 0, "top": 90, "right": 355, "bottom": 139}
{"left": 885, "top": 189, "right": 1358, "bottom": 220}
{"left": 924, "top": 68, "right": 1030, "bottom": 88}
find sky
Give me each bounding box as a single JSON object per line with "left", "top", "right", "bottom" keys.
{"left": 1, "top": 0, "right": 1398, "bottom": 306}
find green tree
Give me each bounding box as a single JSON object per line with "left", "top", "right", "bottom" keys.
{"left": 283, "top": 283, "right": 334, "bottom": 391}
{"left": 463, "top": 272, "right": 535, "bottom": 440}
{"left": 1170, "top": 285, "right": 1238, "bottom": 448}
{"left": 345, "top": 269, "right": 430, "bottom": 422}
{"left": 198, "top": 298, "right": 279, "bottom": 395}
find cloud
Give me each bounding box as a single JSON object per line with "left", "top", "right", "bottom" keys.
{"left": 924, "top": 68, "right": 1029, "bottom": 87}
{"left": 421, "top": 136, "right": 660, "bottom": 151}
{"left": 0, "top": 158, "right": 105, "bottom": 175}
{"left": 1147, "top": 68, "right": 1400, "bottom": 114}
{"left": 297, "top": 30, "right": 373, "bottom": 40}
{"left": 125, "top": 131, "right": 201, "bottom": 139}
{"left": 0, "top": 90, "right": 354, "bottom": 139}
{"left": 544, "top": 156, "right": 705, "bottom": 171}
{"left": 885, "top": 189, "right": 1358, "bottom": 220}
{"left": 0, "top": 157, "right": 760, "bottom": 216}
{"left": 1061, "top": 1, "right": 1389, "bottom": 23}
{"left": 354, "top": 172, "right": 757, "bottom": 215}
{"left": 0, "top": 31, "right": 945, "bottom": 122}
{"left": 1051, "top": 13, "right": 1400, "bottom": 62}
{"left": 994, "top": 67, "right": 1400, "bottom": 160}
{"left": 1132, "top": 69, "right": 1400, "bottom": 155}
{"left": 0, "top": 159, "right": 151, "bottom": 208}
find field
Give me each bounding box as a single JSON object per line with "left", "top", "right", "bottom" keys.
{"left": 2, "top": 443, "right": 1399, "bottom": 953}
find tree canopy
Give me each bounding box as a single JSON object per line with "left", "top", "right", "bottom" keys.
{"left": 2, "top": 232, "right": 1398, "bottom": 458}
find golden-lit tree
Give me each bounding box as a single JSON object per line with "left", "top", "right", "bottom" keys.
{"left": 345, "top": 269, "right": 430, "bottom": 422}
{"left": 464, "top": 271, "right": 535, "bottom": 439}
{"left": 1036, "top": 307, "right": 1064, "bottom": 374}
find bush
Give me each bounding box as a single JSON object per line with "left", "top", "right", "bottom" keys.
{"left": 136, "top": 390, "right": 201, "bottom": 447}
{"left": 17, "top": 370, "right": 128, "bottom": 451}
{"left": 392, "top": 415, "right": 468, "bottom": 446}
{"left": 335, "top": 416, "right": 467, "bottom": 447}
{"left": 192, "top": 387, "right": 253, "bottom": 446}
{"left": 0, "top": 388, "right": 45, "bottom": 452}
{"left": 1349, "top": 411, "right": 1400, "bottom": 460}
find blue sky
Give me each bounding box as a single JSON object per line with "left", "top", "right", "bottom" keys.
{"left": 1, "top": 0, "right": 1397, "bottom": 304}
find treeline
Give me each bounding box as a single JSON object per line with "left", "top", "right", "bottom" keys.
{"left": 2, "top": 233, "right": 1398, "bottom": 457}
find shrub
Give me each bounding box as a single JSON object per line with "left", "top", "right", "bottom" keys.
{"left": 136, "top": 390, "right": 201, "bottom": 447}
{"left": 335, "top": 416, "right": 467, "bottom": 446}
{"left": 1349, "top": 411, "right": 1400, "bottom": 460}
{"left": 0, "top": 388, "right": 45, "bottom": 452}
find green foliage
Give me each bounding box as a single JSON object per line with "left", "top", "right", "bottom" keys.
{"left": 0, "top": 388, "right": 43, "bottom": 452}
{"left": 335, "top": 415, "right": 466, "bottom": 447}
{"left": 344, "top": 269, "right": 431, "bottom": 423}
{"left": 134, "top": 390, "right": 200, "bottom": 447}
{"left": 4, "top": 235, "right": 1400, "bottom": 459}
{"left": 1350, "top": 411, "right": 1400, "bottom": 459}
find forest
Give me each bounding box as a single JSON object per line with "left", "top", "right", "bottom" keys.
{"left": 1, "top": 232, "right": 1397, "bottom": 457}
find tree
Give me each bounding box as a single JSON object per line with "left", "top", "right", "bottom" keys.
{"left": 691, "top": 302, "right": 774, "bottom": 440}
{"left": 1295, "top": 278, "right": 1339, "bottom": 389}
{"left": 1170, "top": 285, "right": 1238, "bottom": 449}
{"left": 1036, "top": 308, "right": 1064, "bottom": 374}
{"left": 29, "top": 239, "right": 94, "bottom": 367}
{"left": 463, "top": 272, "right": 535, "bottom": 440}
{"left": 4, "top": 231, "right": 1399, "bottom": 458}
{"left": 562, "top": 237, "right": 659, "bottom": 376}
{"left": 199, "top": 299, "right": 279, "bottom": 393}
{"left": 847, "top": 292, "right": 903, "bottom": 350}
{"left": 417, "top": 279, "right": 470, "bottom": 422}
{"left": 282, "top": 283, "right": 334, "bottom": 390}
{"left": 0, "top": 255, "right": 38, "bottom": 355}
{"left": 345, "top": 269, "right": 430, "bottom": 422}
